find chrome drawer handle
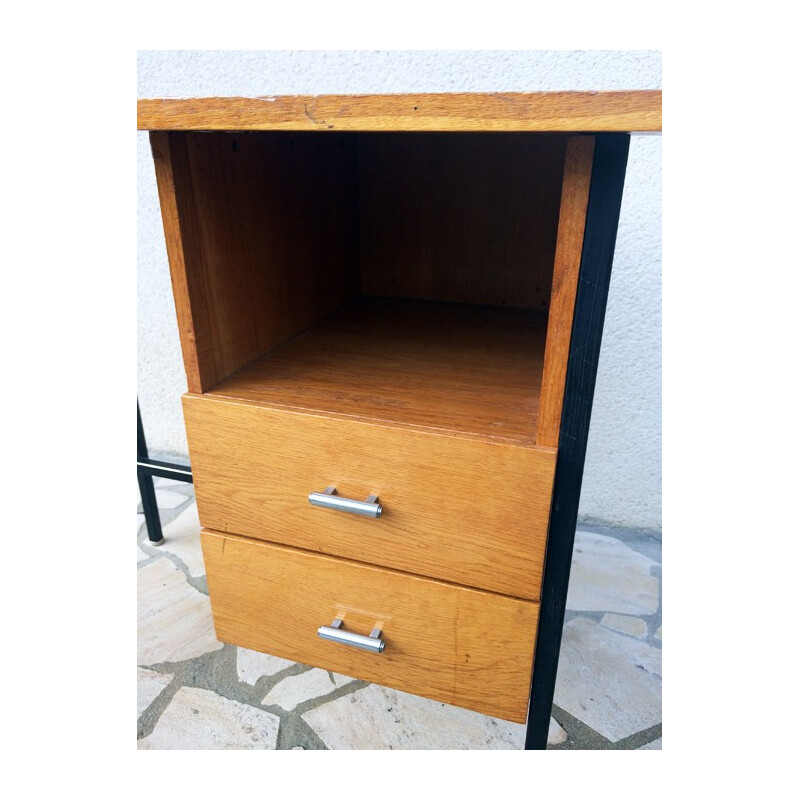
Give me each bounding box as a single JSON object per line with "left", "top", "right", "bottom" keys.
{"left": 317, "top": 618, "right": 385, "bottom": 653}
{"left": 308, "top": 486, "right": 382, "bottom": 518}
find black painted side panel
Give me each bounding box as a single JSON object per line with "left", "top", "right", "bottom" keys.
{"left": 525, "top": 134, "right": 631, "bottom": 750}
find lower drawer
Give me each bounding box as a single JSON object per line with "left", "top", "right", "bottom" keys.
{"left": 202, "top": 529, "right": 539, "bottom": 723}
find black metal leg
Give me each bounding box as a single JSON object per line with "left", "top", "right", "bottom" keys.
{"left": 138, "top": 402, "right": 165, "bottom": 545}
{"left": 138, "top": 471, "right": 165, "bottom": 545}
{"left": 525, "top": 134, "right": 631, "bottom": 749}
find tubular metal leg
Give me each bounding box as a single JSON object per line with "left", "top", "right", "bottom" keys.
{"left": 137, "top": 402, "right": 165, "bottom": 545}
{"left": 138, "top": 471, "right": 164, "bottom": 545}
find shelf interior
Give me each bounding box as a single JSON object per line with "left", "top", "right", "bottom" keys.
{"left": 207, "top": 298, "right": 548, "bottom": 447}
{"left": 158, "top": 131, "right": 578, "bottom": 448}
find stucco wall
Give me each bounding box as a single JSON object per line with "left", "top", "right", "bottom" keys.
{"left": 137, "top": 50, "right": 661, "bottom": 533}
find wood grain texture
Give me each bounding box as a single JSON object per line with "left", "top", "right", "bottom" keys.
{"left": 537, "top": 136, "right": 596, "bottom": 447}
{"left": 149, "top": 132, "right": 217, "bottom": 392}
{"left": 186, "top": 131, "right": 360, "bottom": 385}
{"left": 184, "top": 392, "right": 556, "bottom": 600}
{"left": 151, "top": 131, "right": 360, "bottom": 389}
{"left": 359, "top": 135, "right": 565, "bottom": 308}
{"left": 202, "top": 529, "right": 539, "bottom": 722}
{"left": 138, "top": 91, "right": 662, "bottom": 132}
{"left": 209, "top": 298, "right": 548, "bottom": 445}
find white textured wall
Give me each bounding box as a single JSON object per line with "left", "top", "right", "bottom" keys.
{"left": 137, "top": 50, "right": 661, "bottom": 533}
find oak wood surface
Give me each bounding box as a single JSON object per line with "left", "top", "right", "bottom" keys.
{"left": 149, "top": 132, "right": 217, "bottom": 392}
{"left": 537, "top": 136, "right": 596, "bottom": 446}
{"left": 150, "top": 131, "right": 360, "bottom": 390}
{"left": 208, "top": 298, "right": 548, "bottom": 445}
{"left": 359, "top": 134, "right": 565, "bottom": 309}
{"left": 189, "top": 131, "right": 360, "bottom": 385}
{"left": 184, "top": 392, "right": 556, "bottom": 600}
{"left": 201, "top": 529, "right": 539, "bottom": 722}
{"left": 138, "top": 91, "right": 662, "bottom": 132}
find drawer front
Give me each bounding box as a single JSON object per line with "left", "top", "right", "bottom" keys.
{"left": 184, "top": 393, "right": 556, "bottom": 600}
{"left": 202, "top": 529, "right": 539, "bottom": 723}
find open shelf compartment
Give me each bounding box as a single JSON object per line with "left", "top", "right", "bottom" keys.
{"left": 152, "top": 130, "right": 593, "bottom": 449}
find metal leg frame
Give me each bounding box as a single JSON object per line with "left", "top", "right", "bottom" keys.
{"left": 524, "top": 134, "right": 631, "bottom": 749}
{"left": 137, "top": 402, "right": 193, "bottom": 545}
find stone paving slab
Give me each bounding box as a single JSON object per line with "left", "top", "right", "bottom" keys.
{"left": 548, "top": 717, "right": 567, "bottom": 745}
{"left": 137, "top": 558, "right": 222, "bottom": 665}
{"left": 302, "top": 684, "right": 528, "bottom": 750}
{"left": 137, "top": 668, "right": 172, "bottom": 717}
{"left": 554, "top": 618, "right": 662, "bottom": 742}
{"left": 639, "top": 737, "right": 662, "bottom": 750}
{"left": 159, "top": 503, "right": 205, "bottom": 578}
{"left": 154, "top": 488, "right": 190, "bottom": 510}
{"left": 601, "top": 612, "right": 648, "bottom": 639}
{"left": 138, "top": 687, "right": 280, "bottom": 749}
{"left": 237, "top": 648, "right": 295, "bottom": 686}
{"left": 567, "top": 531, "right": 659, "bottom": 616}
{"left": 263, "top": 668, "right": 355, "bottom": 711}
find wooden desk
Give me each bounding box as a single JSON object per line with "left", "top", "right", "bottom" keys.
{"left": 138, "top": 90, "right": 662, "bottom": 749}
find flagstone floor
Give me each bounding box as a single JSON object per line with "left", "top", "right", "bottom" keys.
{"left": 137, "top": 480, "right": 662, "bottom": 750}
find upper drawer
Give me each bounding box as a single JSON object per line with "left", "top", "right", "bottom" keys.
{"left": 184, "top": 393, "right": 556, "bottom": 600}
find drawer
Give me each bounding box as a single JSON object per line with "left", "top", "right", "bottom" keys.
{"left": 201, "top": 528, "right": 539, "bottom": 723}
{"left": 184, "top": 393, "right": 557, "bottom": 600}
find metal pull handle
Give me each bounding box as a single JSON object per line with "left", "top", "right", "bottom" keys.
{"left": 317, "top": 618, "right": 385, "bottom": 653}
{"left": 308, "top": 486, "right": 382, "bottom": 518}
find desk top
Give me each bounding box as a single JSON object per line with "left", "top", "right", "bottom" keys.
{"left": 137, "top": 91, "right": 661, "bottom": 133}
